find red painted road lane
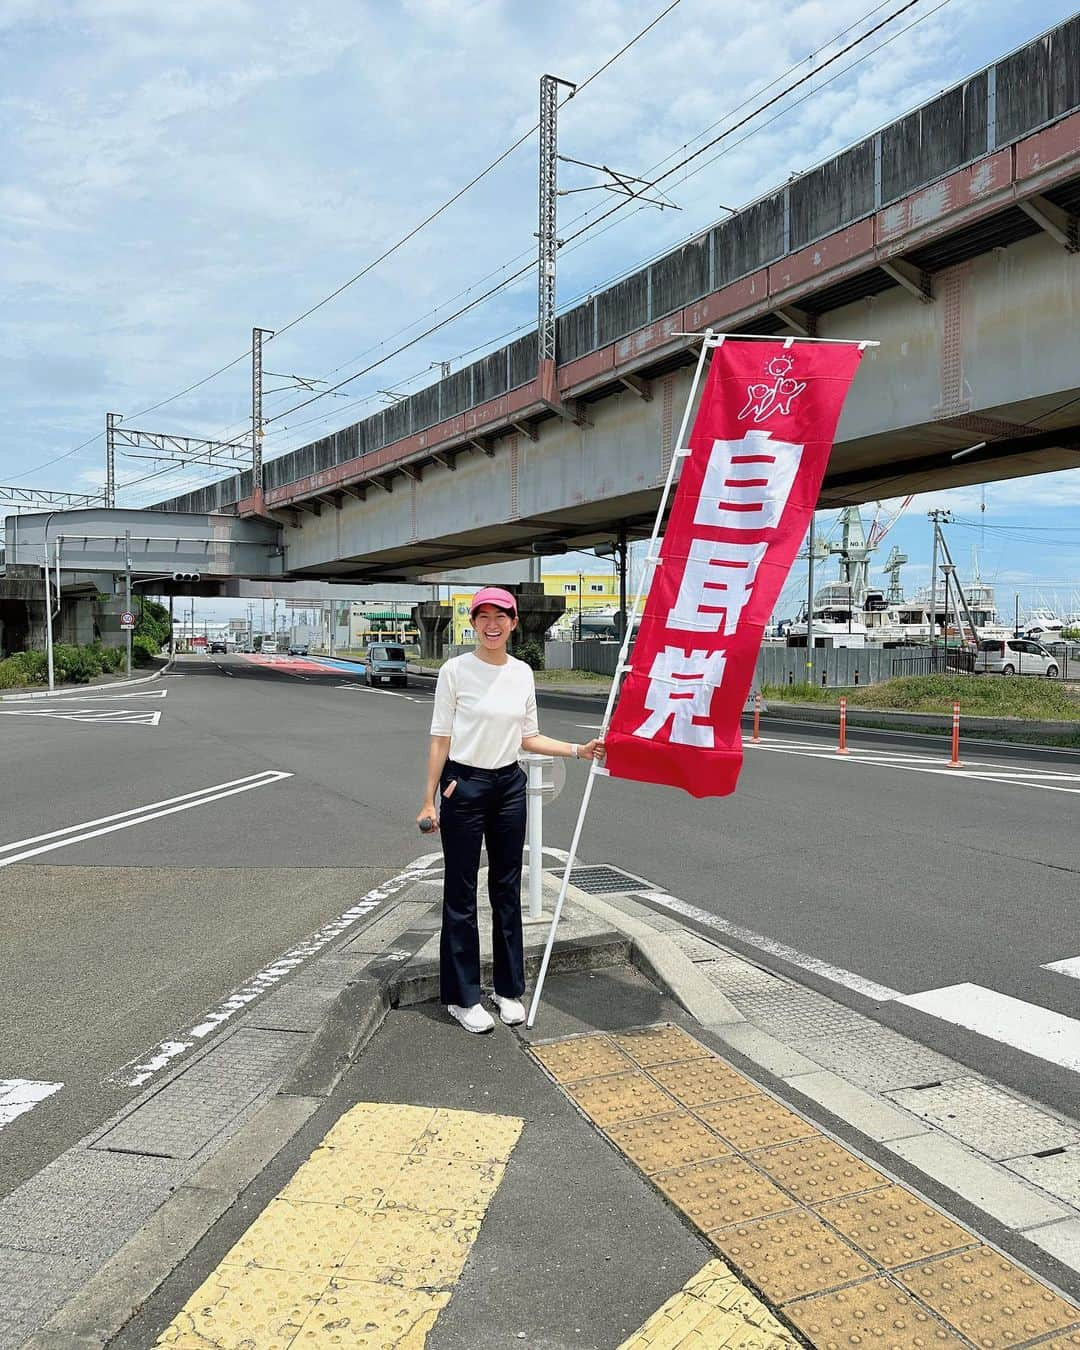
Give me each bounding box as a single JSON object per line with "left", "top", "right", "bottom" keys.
{"left": 240, "top": 654, "right": 339, "bottom": 676}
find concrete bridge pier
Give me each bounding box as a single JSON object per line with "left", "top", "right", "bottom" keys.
{"left": 412, "top": 601, "right": 452, "bottom": 659}
{"left": 511, "top": 582, "right": 565, "bottom": 654}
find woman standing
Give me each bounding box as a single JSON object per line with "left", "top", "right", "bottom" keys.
{"left": 417, "top": 587, "right": 604, "bottom": 1033}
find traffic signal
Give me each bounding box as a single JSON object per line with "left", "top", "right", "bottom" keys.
{"left": 171, "top": 571, "right": 201, "bottom": 582}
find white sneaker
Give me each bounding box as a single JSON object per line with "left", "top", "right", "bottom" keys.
{"left": 448, "top": 1003, "right": 495, "bottom": 1034}
{"left": 491, "top": 993, "right": 526, "bottom": 1026}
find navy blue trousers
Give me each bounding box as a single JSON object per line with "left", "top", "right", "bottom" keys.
{"left": 439, "top": 759, "right": 527, "bottom": 1007}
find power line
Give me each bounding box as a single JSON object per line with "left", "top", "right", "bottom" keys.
{"left": 559, "top": 0, "right": 944, "bottom": 251}
{"left": 20, "top": 1, "right": 682, "bottom": 494}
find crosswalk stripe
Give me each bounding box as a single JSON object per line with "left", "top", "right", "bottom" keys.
{"left": 1042, "top": 956, "right": 1080, "bottom": 979}
{"left": 0, "top": 1079, "right": 62, "bottom": 1129}
{"left": 895, "top": 983, "right": 1080, "bottom": 1073}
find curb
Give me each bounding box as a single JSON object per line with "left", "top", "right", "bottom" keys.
{"left": 763, "top": 698, "right": 1079, "bottom": 738}
{"left": 21, "top": 888, "right": 632, "bottom": 1349}
{"left": 0, "top": 657, "right": 174, "bottom": 702}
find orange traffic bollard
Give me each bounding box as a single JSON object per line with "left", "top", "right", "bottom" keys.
{"left": 838, "top": 696, "right": 848, "bottom": 755}
{"left": 950, "top": 699, "right": 961, "bottom": 766}
{"left": 752, "top": 692, "right": 761, "bottom": 743}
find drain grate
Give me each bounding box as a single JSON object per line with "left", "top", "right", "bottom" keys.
{"left": 548, "top": 865, "right": 652, "bottom": 895}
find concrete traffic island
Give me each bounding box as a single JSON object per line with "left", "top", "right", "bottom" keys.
{"left": 14, "top": 870, "right": 1080, "bottom": 1348}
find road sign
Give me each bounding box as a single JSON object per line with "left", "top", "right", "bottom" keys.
{"left": 120, "top": 612, "right": 135, "bottom": 630}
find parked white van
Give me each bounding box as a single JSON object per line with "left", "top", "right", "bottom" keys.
{"left": 975, "top": 637, "right": 1059, "bottom": 678}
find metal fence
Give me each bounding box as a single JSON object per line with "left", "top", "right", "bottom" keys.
{"left": 889, "top": 648, "right": 976, "bottom": 677}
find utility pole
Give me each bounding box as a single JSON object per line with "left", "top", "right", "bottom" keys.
{"left": 537, "top": 74, "right": 575, "bottom": 376}
{"left": 617, "top": 525, "right": 628, "bottom": 641}
{"left": 42, "top": 541, "right": 55, "bottom": 692}
{"left": 106, "top": 413, "right": 119, "bottom": 508}
{"left": 252, "top": 326, "right": 274, "bottom": 499}
{"left": 124, "top": 529, "right": 132, "bottom": 678}
{"left": 928, "top": 510, "right": 951, "bottom": 649}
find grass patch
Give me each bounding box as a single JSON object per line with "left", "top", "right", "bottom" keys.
{"left": 534, "top": 668, "right": 612, "bottom": 687}
{"left": 762, "top": 674, "right": 1080, "bottom": 721}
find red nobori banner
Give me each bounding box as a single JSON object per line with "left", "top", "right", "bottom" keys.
{"left": 604, "top": 338, "right": 865, "bottom": 798}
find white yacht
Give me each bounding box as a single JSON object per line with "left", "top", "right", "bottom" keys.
{"left": 787, "top": 582, "right": 869, "bottom": 648}
{"left": 1026, "top": 606, "right": 1066, "bottom": 640}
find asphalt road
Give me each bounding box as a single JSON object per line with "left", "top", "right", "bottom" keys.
{"left": 2, "top": 651, "right": 1078, "bottom": 1198}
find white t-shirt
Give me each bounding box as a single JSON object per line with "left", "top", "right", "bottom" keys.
{"left": 430, "top": 652, "right": 539, "bottom": 769}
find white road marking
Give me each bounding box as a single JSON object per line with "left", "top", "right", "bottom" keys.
{"left": 751, "top": 737, "right": 1080, "bottom": 796}
{"left": 1043, "top": 956, "right": 1080, "bottom": 979}
{"left": 0, "top": 1079, "right": 62, "bottom": 1129}
{"left": 52, "top": 689, "right": 167, "bottom": 702}
{"left": 636, "top": 890, "right": 901, "bottom": 1002}
{"left": 896, "top": 984, "right": 1080, "bottom": 1073}
{"left": 333, "top": 683, "right": 426, "bottom": 704}
{"left": 0, "top": 706, "right": 162, "bottom": 725}
{"left": 640, "top": 884, "right": 1080, "bottom": 1074}
{"left": 0, "top": 771, "right": 291, "bottom": 869}
{"left": 114, "top": 858, "right": 439, "bottom": 1086}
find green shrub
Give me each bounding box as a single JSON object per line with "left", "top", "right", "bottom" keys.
{"left": 98, "top": 644, "right": 125, "bottom": 672}
{"left": 132, "top": 635, "right": 158, "bottom": 667}
{"left": 53, "top": 643, "right": 104, "bottom": 683}
{"left": 513, "top": 638, "right": 545, "bottom": 671}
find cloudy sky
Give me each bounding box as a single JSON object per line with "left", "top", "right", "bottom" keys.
{"left": 3, "top": 0, "right": 1079, "bottom": 623}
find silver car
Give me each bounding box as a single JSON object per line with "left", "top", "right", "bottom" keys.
{"left": 366, "top": 643, "right": 408, "bottom": 687}
{"left": 975, "top": 637, "right": 1059, "bottom": 677}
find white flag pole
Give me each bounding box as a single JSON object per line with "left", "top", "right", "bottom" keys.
{"left": 526, "top": 330, "right": 719, "bottom": 1028}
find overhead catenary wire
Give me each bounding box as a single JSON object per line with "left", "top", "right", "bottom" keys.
{"left": 123, "top": 0, "right": 950, "bottom": 483}
{"left": 20, "top": 1, "right": 684, "bottom": 491}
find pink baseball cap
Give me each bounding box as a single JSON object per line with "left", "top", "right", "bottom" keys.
{"left": 469, "top": 586, "right": 517, "bottom": 617}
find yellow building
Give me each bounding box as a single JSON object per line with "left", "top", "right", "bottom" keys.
{"left": 450, "top": 573, "right": 628, "bottom": 645}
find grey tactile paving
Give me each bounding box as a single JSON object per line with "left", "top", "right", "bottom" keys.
{"left": 92, "top": 1029, "right": 303, "bottom": 1160}
{"left": 726, "top": 985, "right": 870, "bottom": 1042}
{"left": 696, "top": 955, "right": 784, "bottom": 998}
{"left": 664, "top": 929, "right": 723, "bottom": 961}
{"left": 796, "top": 1025, "right": 960, "bottom": 1092}
{"left": 245, "top": 982, "right": 340, "bottom": 1031}
{"left": 0, "top": 1151, "right": 183, "bottom": 1260}
{"left": 1007, "top": 1145, "right": 1080, "bottom": 1205}
{"left": 0, "top": 1247, "right": 92, "bottom": 1350}
{"left": 886, "top": 1078, "right": 1080, "bottom": 1161}
{"left": 340, "top": 901, "right": 437, "bottom": 953}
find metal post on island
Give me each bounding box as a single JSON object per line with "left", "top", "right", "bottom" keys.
{"left": 752, "top": 692, "right": 761, "bottom": 743}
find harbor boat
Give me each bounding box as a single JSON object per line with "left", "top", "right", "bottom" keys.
{"left": 1025, "top": 606, "right": 1066, "bottom": 640}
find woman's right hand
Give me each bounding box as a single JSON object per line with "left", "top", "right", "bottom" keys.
{"left": 416, "top": 801, "right": 439, "bottom": 833}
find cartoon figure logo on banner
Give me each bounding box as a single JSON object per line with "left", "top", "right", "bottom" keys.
{"left": 738, "top": 353, "right": 807, "bottom": 423}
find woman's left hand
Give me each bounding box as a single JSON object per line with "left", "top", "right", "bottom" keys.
{"left": 579, "top": 738, "right": 606, "bottom": 762}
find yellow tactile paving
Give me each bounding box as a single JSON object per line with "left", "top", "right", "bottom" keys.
{"left": 698, "top": 1095, "right": 820, "bottom": 1152}
{"left": 712, "top": 1210, "right": 874, "bottom": 1302}
{"left": 653, "top": 1157, "right": 794, "bottom": 1229}
{"left": 337, "top": 1209, "right": 480, "bottom": 1288}
{"left": 897, "top": 1246, "right": 1080, "bottom": 1348}
{"left": 156, "top": 1266, "right": 324, "bottom": 1347}
{"left": 562, "top": 1068, "right": 677, "bottom": 1125}
{"left": 281, "top": 1146, "right": 408, "bottom": 1208}
{"left": 291, "top": 1279, "right": 450, "bottom": 1347}
{"left": 752, "top": 1137, "right": 888, "bottom": 1205}
{"left": 321, "top": 1102, "right": 437, "bottom": 1152}
{"left": 531, "top": 1034, "right": 631, "bottom": 1081}
{"left": 613, "top": 1023, "right": 713, "bottom": 1068}
{"left": 617, "top": 1257, "right": 799, "bottom": 1349}
{"left": 606, "top": 1111, "right": 728, "bottom": 1173}
{"left": 154, "top": 1102, "right": 522, "bottom": 1349}
{"left": 650, "top": 1058, "right": 758, "bottom": 1108}
{"left": 785, "top": 1276, "right": 967, "bottom": 1347}
{"left": 816, "top": 1184, "right": 973, "bottom": 1268}
{"left": 382, "top": 1153, "right": 505, "bottom": 1221}
{"left": 411, "top": 1106, "right": 522, "bottom": 1163}
{"left": 535, "top": 1026, "right": 1080, "bottom": 1350}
